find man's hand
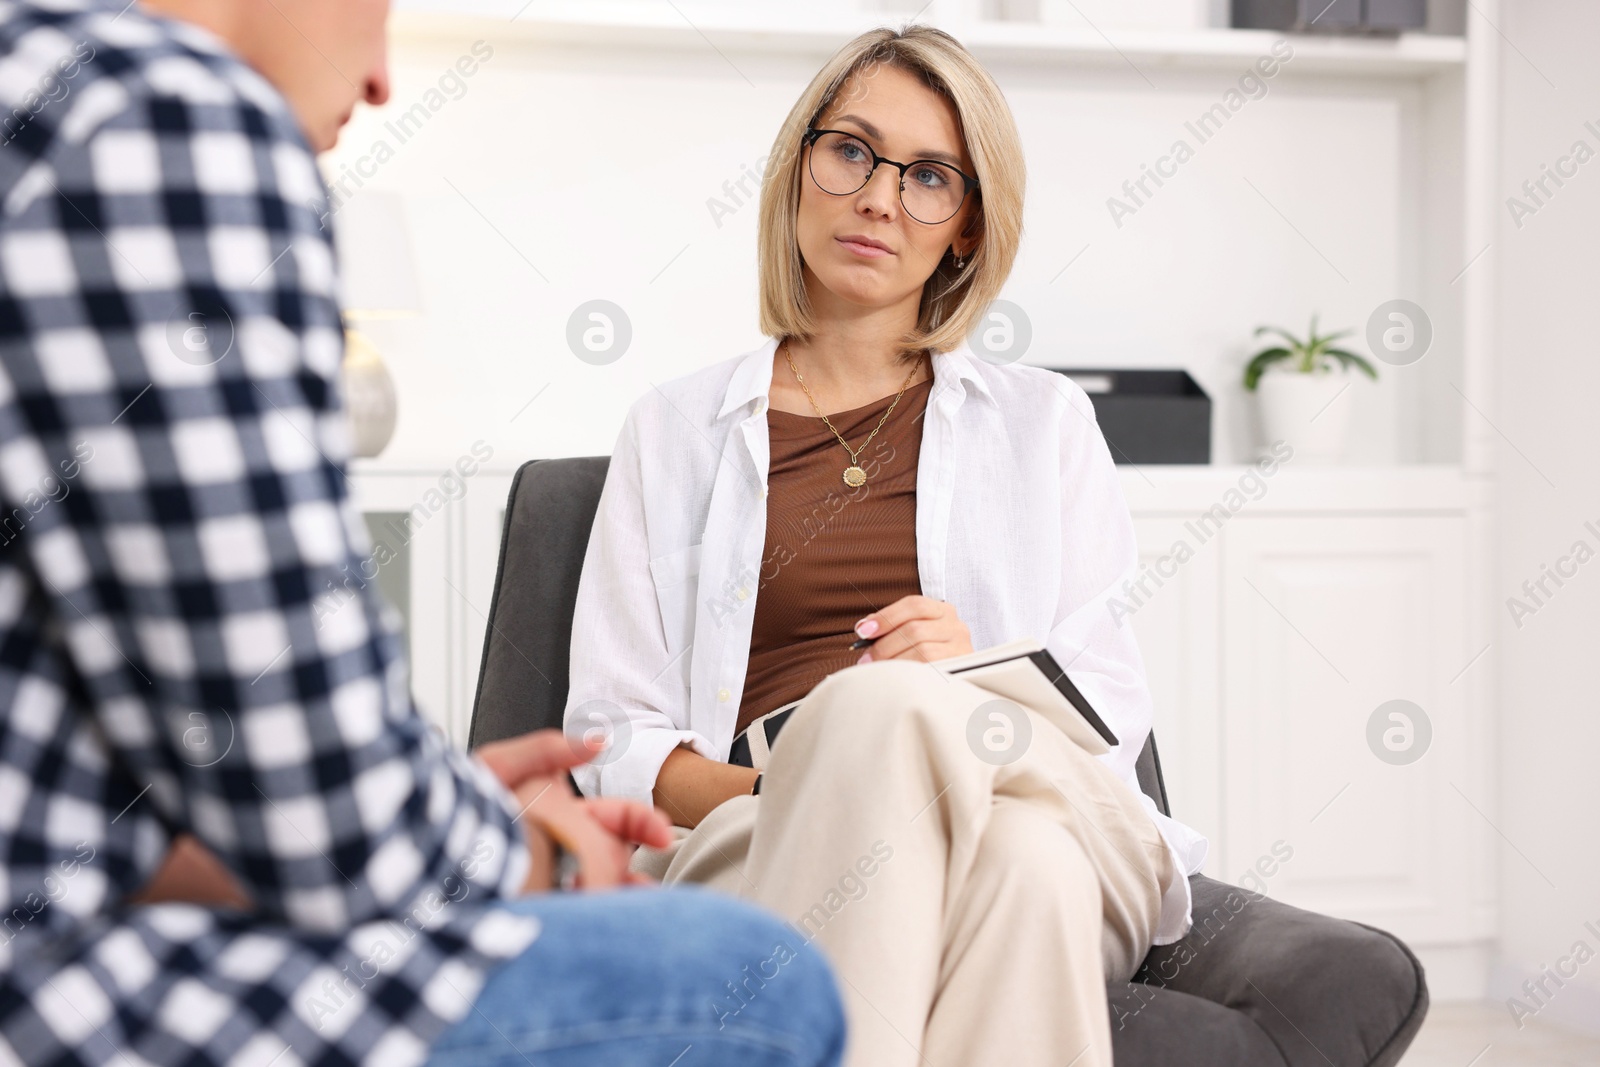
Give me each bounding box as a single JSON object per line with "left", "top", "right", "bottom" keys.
{"left": 854, "top": 595, "right": 975, "bottom": 664}
{"left": 131, "top": 834, "right": 252, "bottom": 909}
{"left": 475, "top": 730, "right": 605, "bottom": 789}
{"left": 475, "top": 730, "right": 674, "bottom": 893}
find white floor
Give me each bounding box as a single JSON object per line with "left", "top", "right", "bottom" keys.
{"left": 1400, "top": 1003, "right": 1600, "bottom": 1066}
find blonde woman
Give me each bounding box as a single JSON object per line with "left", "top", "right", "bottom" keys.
{"left": 565, "top": 24, "right": 1208, "bottom": 1067}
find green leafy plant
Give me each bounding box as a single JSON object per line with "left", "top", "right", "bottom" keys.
{"left": 1243, "top": 315, "right": 1379, "bottom": 391}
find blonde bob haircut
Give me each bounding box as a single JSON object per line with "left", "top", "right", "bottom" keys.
{"left": 757, "top": 25, "right": 1025, "bottom": 360}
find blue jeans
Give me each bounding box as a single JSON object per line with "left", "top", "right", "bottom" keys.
{"left": 423, "top": 886, "right": 846, "bottom": 1067}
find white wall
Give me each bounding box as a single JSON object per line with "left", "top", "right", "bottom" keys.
{"left": 326, "top": 16, "right": 1458, "bottom": 470}
{"left": 1487, "top": 0, "right": 1600, "bottom": 1034}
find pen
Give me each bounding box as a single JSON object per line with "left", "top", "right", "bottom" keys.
{"left": 849, "top": 635, "right": 878, "bottom": 650}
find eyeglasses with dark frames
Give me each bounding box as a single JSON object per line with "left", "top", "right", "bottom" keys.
{"left": 802, "top": 125, "right": 980, "bottom": 226}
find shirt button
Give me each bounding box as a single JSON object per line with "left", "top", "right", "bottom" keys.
{"left": 736, "top": 587, "right": 749, "bottom": 600}
{"left": 717, "top": 687, "right": 731, "bottom": 702}
{"left": 760, "top": 485, "right": 769, "bottom": 499}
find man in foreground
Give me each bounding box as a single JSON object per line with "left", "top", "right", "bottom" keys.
{"left": 0, "top": 1, "right": 845, "bottom": 1064}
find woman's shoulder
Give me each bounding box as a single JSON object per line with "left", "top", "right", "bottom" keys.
{"left": 955, "top": 351, "right": 1097, "bottom": 423}
{"left": 625, "top": 342, "right": 771, "bottom": 430}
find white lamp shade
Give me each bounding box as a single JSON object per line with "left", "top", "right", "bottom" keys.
{"left": 333, "top": 189, "right": 423, "bottom": 317}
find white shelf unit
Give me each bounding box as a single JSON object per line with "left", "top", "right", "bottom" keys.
{"left": 377, "top": 0, "right": 1482, "bottom": 470}
{"left": 394, "top": 2, "right": 1466, "bottom": 76}
{"left": 371, "top": 0, "right": 1502, "bottom": 997}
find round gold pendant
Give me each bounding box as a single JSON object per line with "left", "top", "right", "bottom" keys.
{"left": 842, "top": 466, "right": 867, "bottom": 488}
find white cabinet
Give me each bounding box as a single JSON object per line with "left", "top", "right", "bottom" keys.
{"left": 346, "top": 460, "right": 515, "bottom": 746}
{"left": 1125, "top": 514, "right": 1224, "bottom": 870}
{"left": 350, "top": 457, "right": 1492, "bottom": 994}
{"left": 1222, "top": 515, "right": 1491, "bottom": 942}
{"left": 1123, "top": 467, "right": 1491, "bottom": 997}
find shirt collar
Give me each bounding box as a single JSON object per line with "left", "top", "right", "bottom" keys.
{"left": 717, "top": 336, "right": 996, "bottom": 420}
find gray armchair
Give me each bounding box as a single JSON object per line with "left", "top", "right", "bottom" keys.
{"left": 469, "top": 457, "right": 1430, "bottom": 1066}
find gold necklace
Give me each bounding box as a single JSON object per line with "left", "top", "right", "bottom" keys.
{"left": 781, "top": 340, "right": 927, "bottom": 488}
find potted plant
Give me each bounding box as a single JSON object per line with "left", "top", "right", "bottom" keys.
{"left": 1243, "top": 315, "right": 1377, "bottom": 463}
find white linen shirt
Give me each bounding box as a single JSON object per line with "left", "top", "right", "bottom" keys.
{"left": 565, "top": 335, "right": 1210, "bottom": 944}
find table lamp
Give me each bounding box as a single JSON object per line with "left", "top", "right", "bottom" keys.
{"left": 333, "top": 189, "right": 423, "bottom": 458}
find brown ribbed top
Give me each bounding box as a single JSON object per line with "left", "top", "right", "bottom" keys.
{"left": 736, "top": 375, "right": 933, "bottom": 737}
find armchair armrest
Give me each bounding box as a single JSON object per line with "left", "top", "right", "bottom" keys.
{"left": 1109, "top": 979, "right": 1287, "bottom": 1066}
{"left": 1128, "top": 875, "right": 1429, "bottom": 1067}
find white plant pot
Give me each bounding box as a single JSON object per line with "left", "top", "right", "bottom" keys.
{"left": 1254, "top": 369, "right": 1354, "bottom": 464}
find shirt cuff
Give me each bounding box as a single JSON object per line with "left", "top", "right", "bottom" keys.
{"left": 459, "top": 750, "right": 535, "bottom": 898}
{"left": 1144, "top": 801, "right": 1211, "bottom": 946}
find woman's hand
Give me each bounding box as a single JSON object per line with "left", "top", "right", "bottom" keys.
{"left": 854, "top": 595, "right": 975, "bottom": 664}
{"left": 476, "top": 729, "right": 675, "bottom": 892}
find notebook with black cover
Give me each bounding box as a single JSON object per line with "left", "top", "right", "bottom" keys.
{"left": 728, "top": 637, "right": 1118, "bottom": 768}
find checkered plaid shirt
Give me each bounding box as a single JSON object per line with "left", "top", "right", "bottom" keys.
{"left": 0, "top": 3, "right": 539, "bottom": 1064}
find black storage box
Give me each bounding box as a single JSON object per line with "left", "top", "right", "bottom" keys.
{"left": 1049, "top": 368, "right": 1212, "bottom": 465}
{"left": 1232, "top": 0, "right": 1425, "bottom": 32}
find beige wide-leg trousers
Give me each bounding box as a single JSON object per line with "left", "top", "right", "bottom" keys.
{"left": 631, "top": 658, "right": 1176, "bottom": 1067}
